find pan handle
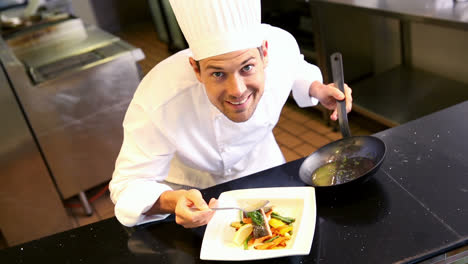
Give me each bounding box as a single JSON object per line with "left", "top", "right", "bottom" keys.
{"left": 330, "top": 52, "right": 351, "bottom": 138}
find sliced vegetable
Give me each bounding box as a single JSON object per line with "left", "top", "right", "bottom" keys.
{"left": 242, "top": 217, "right": 252, "bottom": 224}
{"left": 248, "top": 236, "right": 255, "bottom": 247}
{"left": 231, "top": 206, "right": 295, "bottom": 250}
{"left": 246, "top": 210, "right": 264, "bottom": 226}
{"left": 254, "top": 235, "right": 273, "bottom": 244}
{"left": 264, "top": 235, "right": 280, "bottom": 243}
{"left": 230, "top": 221, "right": 243, "bottom": 229}
{"left": 269, "top": 218, "right": 286, "bottom": 229}
{"left": 278, "top": 225, "right": 293, "bottom": 236}
{"left": 233, "top": 224, "right": 253, "bottom": 246}
{"left": 243, "top": 234, "right": 252, "bottom": 250}
{"left": 271, "top": 212, "right": 295, "bottom": 224}
{"left": 254, "top": 236, "right": 290, "bottom": 250}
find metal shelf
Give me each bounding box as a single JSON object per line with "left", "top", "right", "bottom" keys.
{"left": 351, "top": 66, "right": 468, "bottom": 127}
{"left": 312, "top": 0, "right": 468, "bottom": 32}
{"left": 310, "top": 0, "right": 468, "bottom": 126}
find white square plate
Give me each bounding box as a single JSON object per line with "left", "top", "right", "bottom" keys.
{"left": 200, "top": 186, "right": 316, "bottom": 261}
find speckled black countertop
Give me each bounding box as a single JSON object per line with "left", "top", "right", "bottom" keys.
{"left": 2, "top": 101, "right": 468, "bottom": 264}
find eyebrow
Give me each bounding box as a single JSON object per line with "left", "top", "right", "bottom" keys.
{"left": 204, "top": 57, "right": 256, "bottom": 71}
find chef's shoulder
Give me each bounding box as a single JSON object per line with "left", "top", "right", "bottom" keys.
{"left": 263, "top": 24, "right": 301, "bottom": 62}
{"left": 132, "top": 49, "right": 198, "bottom": 109}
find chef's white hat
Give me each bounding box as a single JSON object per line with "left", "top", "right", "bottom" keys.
{"left": 169, "top": 0, "right": 263, "bottom": 61}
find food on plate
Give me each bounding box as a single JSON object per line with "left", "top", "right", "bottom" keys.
{"left": 311, "top": 156, "right": 375, "bottom": 186}
{"left": 249, "top": 208, "right": 272, "bottom": 238}
{"left": 232, "top": 223, "right": 253, "bottom": 246}
{"left": 230, "top": 205, "right": 295, "bottom": 250}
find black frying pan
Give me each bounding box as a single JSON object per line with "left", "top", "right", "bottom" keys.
{"left": 299, "top": 53, "right": 386, "bottom": 188}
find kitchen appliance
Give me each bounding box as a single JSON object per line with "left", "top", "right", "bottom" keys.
{"left": 0, "top": 57, "right": 73, "bottom": 247}
{"left": 0, "top": 0, "right": 27, "bottom": 11}
{"left": 0, "top": 13, "right": 144, "bottom": 214}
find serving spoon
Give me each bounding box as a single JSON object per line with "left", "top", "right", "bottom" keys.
{"left": 212, "top": 200, "right": 270, "bottom": 213}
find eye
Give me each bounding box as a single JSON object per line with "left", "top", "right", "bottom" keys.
{"left": 212, "top": 72, "right": 224, "bottom": 78}
{"left": 242, "top": 65, "right": 254, "bottom": 72}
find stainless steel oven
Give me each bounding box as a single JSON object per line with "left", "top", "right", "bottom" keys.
{"left": 0, "top": 54, "right": 73, "bottom": 247}
{"left": 0, "top": 15, "right": 144, "bottom": 214}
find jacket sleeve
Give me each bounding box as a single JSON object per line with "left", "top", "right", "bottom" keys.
{"left": 272, "top": 25, "right": 323, "bottom": 107}
{"left": 291, "top": 57, "right": 323, "bottom": 108}
{"left": 109, "top": 101, "right": 175, "bottom": 227}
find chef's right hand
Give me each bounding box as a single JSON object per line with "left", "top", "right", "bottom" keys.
{"left": 174, "top": 189, "right": 218, "bottom": 228}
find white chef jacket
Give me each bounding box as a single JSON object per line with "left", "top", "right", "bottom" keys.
{"left": 110, "top": 24, "right": 323, "bottom": 227}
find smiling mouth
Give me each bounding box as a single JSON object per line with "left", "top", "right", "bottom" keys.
{"left": 227, "top": 94, "right": 251, "bottom": 105}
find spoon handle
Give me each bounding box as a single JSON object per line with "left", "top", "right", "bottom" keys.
{"left": 330, "top": 52, "right": 351, "bottom": 138}
{"left": 211, "top": 207, "right": 241, "bottom": 211}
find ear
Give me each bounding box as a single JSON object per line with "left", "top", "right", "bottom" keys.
{"left": 189, "top": 57, "right": 203, "bottom": 83}
{"left": 261, "top": 40, "right": 269, "bottom": 68}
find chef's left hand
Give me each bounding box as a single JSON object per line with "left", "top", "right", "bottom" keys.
{"left": 309, "top": 80, "right": 352, "bottom": 121}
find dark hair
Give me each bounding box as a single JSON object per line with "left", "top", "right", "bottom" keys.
{"left": 257, "top": 46, "right": 264, "bottom": 59}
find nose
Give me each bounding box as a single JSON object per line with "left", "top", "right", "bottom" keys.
{"left": 226, "top": 74, "right": 247, "bottom": 98}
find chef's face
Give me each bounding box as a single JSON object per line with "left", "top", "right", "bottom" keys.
{"left": 190, "top": 41, "right": 269, "bottom": 123}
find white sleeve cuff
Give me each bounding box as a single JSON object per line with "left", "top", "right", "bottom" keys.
{"left": 291, "top": 62, "right": 322, "bottom": 108}
{"left": 114, "top": 181, "right": 173, "bottom": 227}
{"left": 292, "top": 79, "right": 319, "bottom": 108}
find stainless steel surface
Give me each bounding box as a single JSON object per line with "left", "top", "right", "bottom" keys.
{"left": 78, "top": 191, "right": 93, "bottom": 216}
{"left": 310, "top": 0, "right": 468, "bottom": 126}
{"left": 0, "top": 18, "right": 144, "bottom": 199}
{"left": 0, "top": 0, "right": 26, "bottom": 11}
{"left": 14, "top": 23, "right": 120, "bottom": 69}
{"left": 411, "top": 23, "right": 468, "bottom": 85}
{"left": 310, "top": 5, "right": 380, "bottom": 83}
{"left": 312, "top": 0, "right": 468, "bottom": 30}
{"left": 1, "top": 3, "right": 76, "bottom": 41}
{"left": 400, "top": 20, "right": 412, "bottom": 66}
{"left": 0, "top": 60, "right": 72, "bottom": 246}
{"left": 27, "top": 36, "right": 142, "bottom": 84}
{"left": 352, "top": 66, "right": 468, "bottom": 127}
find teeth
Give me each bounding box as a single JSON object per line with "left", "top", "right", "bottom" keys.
{"left": 230, "top": 97, "right": 248, "bottom": 105}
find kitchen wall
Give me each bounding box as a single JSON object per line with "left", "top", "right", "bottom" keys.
{"left": 70, "top": 0, "right": 97, "bottom": 26}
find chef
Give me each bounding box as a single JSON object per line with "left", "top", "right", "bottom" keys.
{"left": 110, "top": 0, "right": 352, "bottom": 228}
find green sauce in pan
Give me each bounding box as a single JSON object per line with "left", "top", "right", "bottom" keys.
{"left": 311, "top": 157, "right": 375, "bottom": 186}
